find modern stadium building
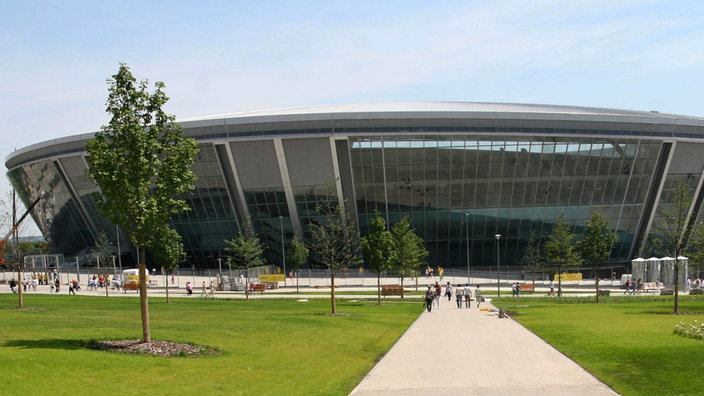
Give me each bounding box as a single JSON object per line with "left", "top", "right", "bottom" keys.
{"left": 6, "top": 102, "right": 704, "bottom": 273}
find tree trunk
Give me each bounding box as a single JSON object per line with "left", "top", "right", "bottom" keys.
{"left": 595, "top": 277, "right": 600, "bottom": 303}
{"left": 165, "top": 276, "right": 170, "bottom": 304}
{"left": 17, "top": 267, "right": 24, "bottom": 308}
{"left": 138, "top": 245, "right": 151, "bottom": 343}
{"left": 330, "top": 271, "right": 336, "bottom": 314}
{"left": 674, "top": 260, "right": 680, "bottom": 313}
{"left": 376, "top": 270, "right": 381, "bottom": 305}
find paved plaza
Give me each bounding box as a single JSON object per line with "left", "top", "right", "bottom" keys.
{"left": 349, "top": 294, "right": 618, "bottom": 395}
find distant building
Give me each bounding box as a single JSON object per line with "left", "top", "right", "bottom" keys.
{"left": 6, "top": 102, "right": 704, "bottom": 270}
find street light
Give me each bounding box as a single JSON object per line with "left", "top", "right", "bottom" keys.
{"left": 495, "top": 234, "right": 501, "bottom": 297}
{"left": 279, "top": 215, "right": 286, "bottom": 286}
{"left": 465, "top": 213, "right": 470, "bottom": 284}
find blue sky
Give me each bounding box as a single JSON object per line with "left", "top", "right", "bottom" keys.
{"left": 2, "top": 0, "right": 704, "bottom": 234}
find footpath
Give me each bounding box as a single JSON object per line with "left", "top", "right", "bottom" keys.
{"left": 349, "top": 296, "right": 618, "bottom": 396}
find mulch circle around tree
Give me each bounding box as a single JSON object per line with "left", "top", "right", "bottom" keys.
{"left": 92, "top": 339, "right": 220, "bottom": 357}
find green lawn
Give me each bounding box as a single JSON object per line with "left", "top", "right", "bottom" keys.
{"left": 493, "top": 295, "right": 704, "bottom": 396}
{"left": 0, "top": 295, "right": 420, "bottom": 396}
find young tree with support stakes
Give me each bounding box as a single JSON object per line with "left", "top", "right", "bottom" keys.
{"left": 85, "top": 63, "right": 199, "bottom": 343}
{"left": 309, "top": 183, "right": 362, "bottom": 314}
{"left": 659, "top": 180, "right": 695, "bottom": 313}
{"left": 544, "top": 214, "right": 580, "bottom": 296}
{"left": 286, "top": 234, "right": 308, "bottom": 293}
{"left": 521, "top": 228, "right": 543, "bottom": 288}
{"left": 92, "top": 231, "right": 113, "bottom": 297}
{"left": 577, "top": 212, "right": 618, "bottom": 302}
{"left": 391, "top": 216, "right": 428, "bottom": 292}
{"left": 361, "top": 210, "right": 397, "bottom": 304}
{"left": 224, "top": 218, "right": 266, "bottom": 300}
{"left": 149, "top": 226, "right": 186, "bottom": 304}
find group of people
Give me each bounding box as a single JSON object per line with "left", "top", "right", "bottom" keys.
{"left": 424, "top": 281, "right": 483, "bottom": 312}
{"left": 686, "top": 278, "right": 704, "bottom": 292}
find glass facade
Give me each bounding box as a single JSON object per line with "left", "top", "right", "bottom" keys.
{"left": 350, "top": 136, "right": 663, "bottom": 268}
{"left": 7, "top": 103, "right": 704, "bottom": 272}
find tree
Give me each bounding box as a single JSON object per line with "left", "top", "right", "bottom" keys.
{"left": 576, "top": 212, "right": 618, "bottom": 302}
{"left": 309, "top": 183, "right": 361, "bottom": 314}
{"left": 149, "top": 227, "right": 186, "bottom": 304}
{"left": 521, "top": 228, "right": 543, "bottom": 287}
{"left": 391, "top": 216, "right": 428, "bottom": 291}
{"left": 224, "top": 218, "right": 266, "bottom": 300}
{"left": 544, "top": 214, "right": 579, "bottom": 296}
{"left": 361, "top": 210, "right": 397, "bottom": 304}
{"left": 659, "top": 180, "right": 694, "bottom": 313}
{"left": 286, "top": 234, "right": 308, "bottom": 293}
{"left": 92, "top": 231, "right": 113, "bottom": 297}
{"left": 85, "top": 63, "right": 198, "bottom": 343}
{"left": 685, "top": 223, "right": 704, "bottom": 279}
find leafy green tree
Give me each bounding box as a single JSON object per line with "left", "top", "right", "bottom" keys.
{"left": 685, "top": 223, "right": 704, "bottom": 279}
{"left": 361, "top": 210, "right": 397, "bottom": 303}
{"left": 149, "top": 226, "right": 186, "bottom": 304}
{"left": 286, "top": 234, "right": 309, "bottom": 292}
{"left": 92, "top": 231, "right": 113, "bottom": 297}
{"left": 544, "top": 214, "right": 579, "bottom": 295}
{"left": 658, "top": 180, "right": 694, "bottom": 313}
{"left": 391, "top": 216, "right": 428, "bottom": 291}
{"left": 309, "top": 183, "right": 361, "bottom": 314}
{"left": 224, "top": 218, "right": 266, "bottom": 300}
{"left": 521, "top": 228, "right": 543, "bottom": 286}
{"left": 85, "top": 63, "right": 199, "bottom": 343}
{"left": 577, "top": 212, "right": 618, "bottom": 302}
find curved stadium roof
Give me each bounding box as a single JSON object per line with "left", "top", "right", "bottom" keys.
{"left": 7, "top": 101, "right": 704, "bottom": 170}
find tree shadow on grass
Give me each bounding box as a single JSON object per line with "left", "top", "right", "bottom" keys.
{"left": 4, "top": 338, "right": 96, "bottom": 351}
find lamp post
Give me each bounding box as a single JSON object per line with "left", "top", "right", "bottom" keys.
{"left": 279, "top": 216, "right": 286, "bottom": 286}
{"left": 116, "top": 225, "right": 122, "bottom": 275}
{"left": 465, "top": 213, "right": 470, "bottom": 284}
{"left": 495, "top": 234, "right": 501, "bottom": 297}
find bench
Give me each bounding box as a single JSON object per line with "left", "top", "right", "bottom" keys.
{"left": 642, "top": 282, "right": 664, "bottom": 293}
{"left": 250, "top": 284, "right": 267, "bottom": 294}
{"left": 518, "top": 283, "right": 535, "bottom": 293}
{"left": 381, "top": 285, "right": 404, "bottom": 297}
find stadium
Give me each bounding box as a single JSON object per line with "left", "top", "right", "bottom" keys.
{"left": 6, "top": 102, "right": 704, "bottom": 275}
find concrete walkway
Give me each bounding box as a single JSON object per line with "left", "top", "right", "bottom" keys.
{"left": 350, "top": 297, "right": 618, "bottom": 396}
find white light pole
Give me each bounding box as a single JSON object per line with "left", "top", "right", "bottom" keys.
{"left": 116, "top": 225, "right": 122, "bottom": 274}
{"left": 279, "top": 216, "right": 286, "bottom": 286}
{"left": 495, "top": 234, "right": 501, "bottom": 297}
{"left": 465, "top": 213, "right": 470, "bottom": 284}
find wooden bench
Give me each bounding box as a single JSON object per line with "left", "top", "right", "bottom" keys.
{"left": 518, "top": 283, "right": 535, "bottom": 293}
{"left": 250, "top": 284, "right": 266, "bottom": 294}
{"left": 381, "top": 285, "right": 404, "bottom": 297}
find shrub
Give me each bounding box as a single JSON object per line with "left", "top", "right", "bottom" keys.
{"left": 660, "top": 289, "right": 674, "bottom": 295}
{"left": 674, "top": 320, "right": 704, "bottom": 340}
{"left": 689, "top": 288, "right": 704, "bottom": 295}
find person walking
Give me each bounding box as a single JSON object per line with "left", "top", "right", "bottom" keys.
{"left": 186, "top": 281, "right": 192, "bottom": 295}
{"left": 434, "top": 282, "right": 442, "bottom": 309}
{"left": 444, "top": 282, "right": 453, "bottom": 301}
{"left": 464, "top": 283, "right": 472, "bottom": 308}
{"left": 200, "top": 280, "right": 207, "bottom": 297}
{"left": 455, "top": 284, "right": 464, "bottom": 308}
{"left": 424, "top": 286, "right": 434, "bottom": 312}
{"left": 475, "top": 285, "right": 483, "bottom": 308}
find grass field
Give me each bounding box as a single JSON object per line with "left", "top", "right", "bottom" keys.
{"left": 0, "top": 294, "right": 421, "bottom": 396}
{"left": 493, "top": 295, "right": 704, "bottom": 396}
